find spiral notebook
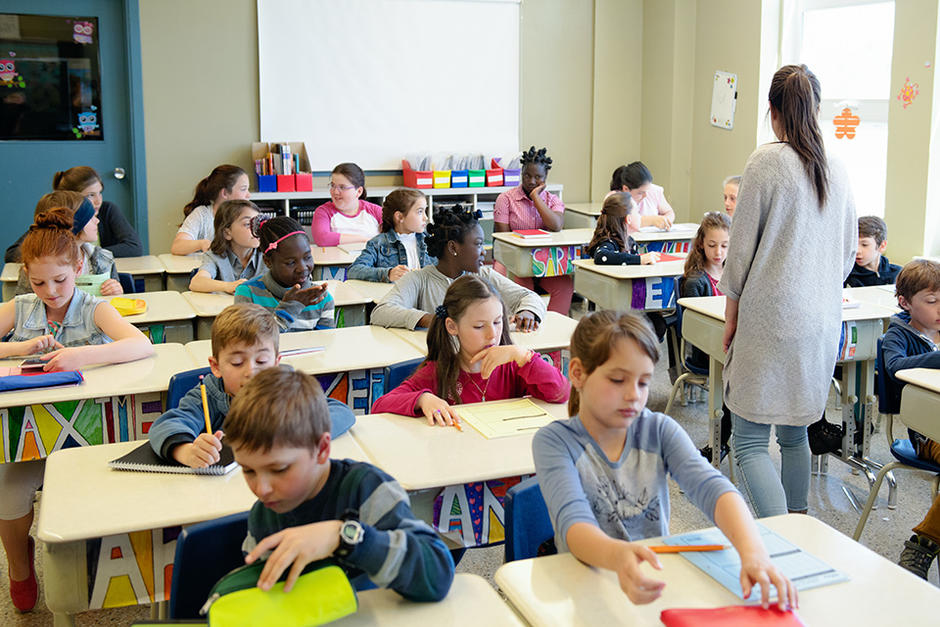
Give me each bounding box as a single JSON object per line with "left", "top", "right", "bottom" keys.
{"left": 108, "top": 442, "right": 238, "bottom": 476}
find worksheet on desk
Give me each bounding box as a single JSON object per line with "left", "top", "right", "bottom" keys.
{"left": 664, "top": 525, "right": 849, "bottom": 601}
{"left": 457, "top": 398, "right": 556, "bottom": 439}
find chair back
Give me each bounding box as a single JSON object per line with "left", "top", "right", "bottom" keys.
{"left": 117, "top": 272, "right": 137, "bottom": 294}
{"left": 876, "top": 336, "right": 902, "bottom": 415}
{"left": 504, "top": 476, "right": 554, "bottom": 562}
{"left": 169, "top": 511, "right": 249, "bottom": 618}
{"left": 383, "top": 357, "right": 425, "bottom": 394}
{"left": 167, "top": 366, "right": 213, "bottom": 410}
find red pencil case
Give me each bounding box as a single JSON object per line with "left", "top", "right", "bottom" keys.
{"left": 661, "top": 605, "right": 805, "bottom": 627}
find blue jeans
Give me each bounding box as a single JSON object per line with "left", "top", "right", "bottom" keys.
{"left": 731, "top": 413, "right": 810, "bottom": 517}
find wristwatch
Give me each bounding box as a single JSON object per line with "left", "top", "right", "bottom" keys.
{"left": 335, "top": 514, "right": 365, "bottom": 559}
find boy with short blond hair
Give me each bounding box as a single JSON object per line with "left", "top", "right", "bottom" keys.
{"left": 845, "top": 215, "right": 901, "bottom": 287}
{"left": 148, "top": 303, "right": 354, "bottom": 467}
{"left": 226, "top": 366, "right": 454, "bottom": 601}
{"left": 882, "top": 259, "right": 940, "bottom": 578}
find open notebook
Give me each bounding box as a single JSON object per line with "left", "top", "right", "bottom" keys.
{"left": 109, "top": 441, "right": 238, "bottom": 476}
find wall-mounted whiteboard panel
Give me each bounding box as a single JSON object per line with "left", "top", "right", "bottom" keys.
{"left": 258, "top": 0, "right": 520, "bottom": 171}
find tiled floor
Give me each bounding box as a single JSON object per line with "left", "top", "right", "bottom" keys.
{"left": 1, "top": 322, "right": 937, "bottom": 624}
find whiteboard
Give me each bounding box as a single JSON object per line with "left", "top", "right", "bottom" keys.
{"left": 258, "top": 0, "right": 521, "bottom": 171}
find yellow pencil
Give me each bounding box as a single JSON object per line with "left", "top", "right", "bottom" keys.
{"left": 649, "top": 544, "right": 728, "bottom": 554}
{"left": 199, "top": 375, "right": 211, "bottom": 434}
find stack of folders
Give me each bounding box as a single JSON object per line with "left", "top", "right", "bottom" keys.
{"left": 109, "top": 442, "right": 238, "bottom": 476}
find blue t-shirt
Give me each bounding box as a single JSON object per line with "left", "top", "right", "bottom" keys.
{"left": 532, "top": 409, "right": 738, "bottom": 551}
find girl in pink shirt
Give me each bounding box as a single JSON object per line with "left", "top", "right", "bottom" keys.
{"left": 610, "top": 162, "right": 676, "bottom": 232}
{"left": 310, "top": 163, "right": 383, "bottom": 246}
{"left": 371, "top": 274, "right": 568, "bottom": 425}
{"left": 494, "top": 146, "right": 574, "bottom": 315}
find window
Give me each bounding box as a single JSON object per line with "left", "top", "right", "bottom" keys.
{"left": 783, "top": 0, "right": 894, "bottom": 217}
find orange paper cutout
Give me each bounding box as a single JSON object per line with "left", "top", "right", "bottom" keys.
{"left": 834, "top": 108, "right": 860, "bottom": 139}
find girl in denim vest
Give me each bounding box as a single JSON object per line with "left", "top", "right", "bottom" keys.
{"left": 0, "top": 207, "right": 152, "bottom": 612}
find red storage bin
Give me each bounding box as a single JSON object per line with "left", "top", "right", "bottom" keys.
{"left": 402, "top": 160, "right": 432, "bottom": 189}
{"left": 294, "top": 173, "right": 313, "bottom": 192}
{"left": 276, "top": 175, "right": 295, "bottom": 192}
{"left": 485, "top": 168, "right": 503, "bottom": 187}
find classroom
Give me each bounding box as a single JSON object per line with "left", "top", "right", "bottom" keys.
{"left": 1, "top": 0, "right": 939, "bottom": 625}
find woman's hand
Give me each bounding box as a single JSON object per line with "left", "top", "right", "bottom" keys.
{"left": 99, "top": 279, "right": 123, "bottom": 296}
{"left": 640, "top": 252, "right": 660, "bottom": 265}
{"left": 416, "top": 393, "right": 460, "bottom": 427}
{"left": 528, "top": 183, "right": 547, "bottom": 201}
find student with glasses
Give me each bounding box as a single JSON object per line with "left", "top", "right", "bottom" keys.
{"left": 310, "top": 162, "right": 383, "bottom": 246}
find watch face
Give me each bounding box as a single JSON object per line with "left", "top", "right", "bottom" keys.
{"left": 341, "top": 520, "right": 363, "bottom": 544}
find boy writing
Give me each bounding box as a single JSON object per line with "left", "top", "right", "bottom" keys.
{"left": 845, "top": 216, "right": 901, "bottom": 287}
{"left": 226, "top": 366, "right": 455, "bottom": 600}
{"left": 148, "top": 304, "right": 355, "bottom": 467}
{"left": 881, "top": 259, "right": 940, "bottom": 578}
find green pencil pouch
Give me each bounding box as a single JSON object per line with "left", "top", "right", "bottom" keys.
{"left": 203, "top": 559, "right": 358, "bottom": 627}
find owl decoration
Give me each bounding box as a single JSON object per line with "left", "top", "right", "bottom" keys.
{"left": 78, "top": 111, "right": 99, "bottom": 134}
{"left": 73, "top": 21, "right": 94, "bottom": 45}
{"left": 0, "top": 59, "right": 15, "bottom": 83}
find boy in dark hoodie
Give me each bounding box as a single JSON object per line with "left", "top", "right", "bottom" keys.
{"left": 148, "top": 303, "right": 354, "bottom": 466}
{"left": 845, "top": 216, "right": 901, "bottom": 287}
{"left": 882, "top": 259, "right": 940, "bottom": 579}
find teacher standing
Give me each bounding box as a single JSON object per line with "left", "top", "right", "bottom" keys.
{"left": 718, "top": 65, "right": 857, "bottom": 517}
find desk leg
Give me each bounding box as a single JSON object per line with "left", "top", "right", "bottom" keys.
{"left": 43, "top": 540, "right": 88, "bottom": 626}
{"left": 707, "top": 355, "right": 724, "bottom": 468}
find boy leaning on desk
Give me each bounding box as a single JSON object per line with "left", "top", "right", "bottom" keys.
{"left": 226, "top": 366, "right": 455, "bottom": 600}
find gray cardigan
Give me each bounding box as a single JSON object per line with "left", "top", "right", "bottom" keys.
{"left": 717, "top": 143, "right": 856, "bottom": 426}
{"left": 370, "top": 265, "right": 547, "bottom": 330}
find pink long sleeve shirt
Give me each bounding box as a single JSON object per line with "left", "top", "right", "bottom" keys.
{"left": 310, "top": 200, "right": 384, "bottom": 246}
{"left": 371, "top": 355, "right": 570, "bottom": 415}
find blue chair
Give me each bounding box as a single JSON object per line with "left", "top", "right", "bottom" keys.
{"left": 167, "top": 366, "right": 212, "bottom": 410}
{"left": 169, "top": 511, "right": 249, "bottom": 619}
{"left": 504, "top": 476, "right": 554, "bottom": 562}
{"left": 382, "top": 357, "right": 425, "bottom": 394}
{"left": 117, "top": 272, "right": 137, "bottom": 294}
{"left": 853, "top": 337, "right": 940, "bottom": 539}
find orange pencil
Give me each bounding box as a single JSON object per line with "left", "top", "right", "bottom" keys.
{"left": 453, "top": 416, "right": 463, "bottom": 432}
{"left": 199, "top": 375, "right": 212, "bottom": 435}
{"left": 649, "top": 544, "right": 727, "bottom": 554}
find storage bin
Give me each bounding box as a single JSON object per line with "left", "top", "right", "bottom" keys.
{"left": 503, "top": 168, "right": 521, "bottom": 187}
{"left": 402, "top": 159, "right": 433, "bottom": 189}
{"left": 468, "top": 169, "right": 485, "bottom": 187}
{"left": 485, "top": 168, "right": 503, "bottom": 187}
{"left": 450, "top": 169, "right": 468, "bottom": 188}
{"left": 294, "top": 173, "right": 313, "bottom": 192}
{"left": 433, "top": 170, "right": 451, "bottom": 189}
{"left": 257, "top": 175, "right": 276, "bottom": 193}
{"left": 276, "top": 174, "right": 295, "bottom": 192}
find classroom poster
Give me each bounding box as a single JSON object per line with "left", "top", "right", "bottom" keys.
{"left": 432, "top": 475, "right": 529, "bottom": 547}
{"left": 630, "top": 276, "right": 678, "bottom": 311}
{"left": 530, "top": 245, "right": 581, "bottom": 277}
{"left": 87, "top": 526, "right": 181, "bottom": 609}
{"left": 0, "top": 393, "right": 164, "bottom": 463}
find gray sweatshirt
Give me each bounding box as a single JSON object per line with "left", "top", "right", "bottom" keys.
{"left": 369, "top": 265, "right": 547, "bottom": 330}
{"left": 717, "top": 143, "right": 856, "bottom": 426}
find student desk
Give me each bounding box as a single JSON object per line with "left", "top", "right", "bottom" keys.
{"left": 37, "top": 435, "right": 369, "bottom": 625}
{"left": 312, "top": 245, "right": 360, "bottom": 281}
{"left": 334, "top": 573, "right": 524, "bottom": 626}
{"left": 632, "top": 223, "right": 698, "bottom": 254}
{"left": 111, "top": 291, "right": 197, "bottom": 343}
{"left": 494, "top": 513, "right": 940, "bottom": 627}
{"left": 350, "top": 399, "right": 568, "bottom": 547}
{"left": 0, "top": 343, "right": 196, "bottom": 464}
{"left": 388, "top": 311, "right": 578, "bottom": 374}
{"left": 563, "top": 202, "right": 602, "bottom": 228}
{"left": 115, "top": 256, "right": 166, "bottom": 292}
{"left": 185, "top": 326, "right": 425, "bottom": 413}
{"left": 678, "top": 295, "right": 896, "bottom": 473}
{"left": 157, "top": 254, "right": 201, "bottom": 292}
{"left": 492, "top": 228, "right": 594, "bottom": 279}
{"left": 181, "top": 281, "right": 370, "bottom": 340}
{"left": 343, "top": 278, "right": 395, "bottom": 304}
{"left": 572, "top": 257, "right": 686, "bottom": 312}
{"left": 844, "top": 284, "right": 900, "bottom": 312}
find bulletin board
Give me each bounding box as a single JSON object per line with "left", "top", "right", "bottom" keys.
{"left": 257, "top": 0, "right": 521, "bottom": 171}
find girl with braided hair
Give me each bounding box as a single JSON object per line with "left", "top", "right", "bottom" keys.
{"left": 494, "top": 146, "right": 573, "bottom": 315}
{"left": 370, "top": 204, "right": 545, "bottom": 331}
{"left": 234, "top": 216, "right": 334, "bottom": 331}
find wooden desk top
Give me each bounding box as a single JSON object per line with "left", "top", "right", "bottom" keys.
{"left": 114, "top": 255, "right": 165, "bottom": 275}
{"left": 494, "top": 514, "right": 940, "bottom": 627}
{"left": 37, "top": 435, "right": 369, "bottom": 543}
{"left": 350, "top": 399, "right": 568, "bottom": 491}
{"left": 0, "top": 343, "right": 196, "bottom": 408}
{"left": 389, "top": 311, "right": 577, "bottom": 355}
{"left": 492, "top": 228, "right": 594, "bottom": 248}
{"left": 573, "top": 257, "right": 687, "bottom": 279}
{"left": 185, "top": 325, "right": 426, "bottom": 374}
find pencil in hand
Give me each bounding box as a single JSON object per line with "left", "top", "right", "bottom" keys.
{"left": 200, "top": 375, "right": 212, "bottom": 435}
